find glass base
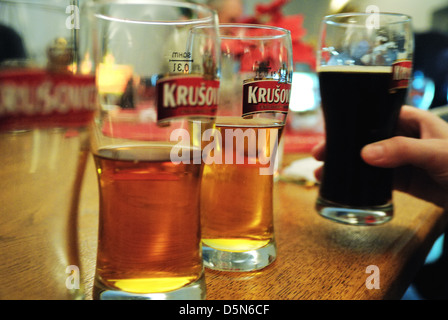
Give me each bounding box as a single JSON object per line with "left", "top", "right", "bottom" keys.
{"left": 92, "top": 273, "right": 206, "bottom": 300}
{"left": 316, "top": 196, "right": 393, "bottom": 226}
{"left": 202, "top": 239, "right": 276, "bottom": 272}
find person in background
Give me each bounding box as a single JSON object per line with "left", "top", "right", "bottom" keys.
{"left": 0, "top": 24, "right": 26, "bottom": 64}
{"left": 206, "top": 0, "right": 243, "bottom": 23}
{"left": 413, "top": 31, "right": 448, "bottom": 109}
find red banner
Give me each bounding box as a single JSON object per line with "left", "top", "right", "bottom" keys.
{"left": 0, "top": 69, "right": 96, "bottom": 130}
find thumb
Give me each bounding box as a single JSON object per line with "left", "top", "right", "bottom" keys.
{"left": 361, "top": 136, "right": 448, "bottom": 173}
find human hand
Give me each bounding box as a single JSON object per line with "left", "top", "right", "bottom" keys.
{"left": 312, "top": 105, "right": 448, "bottom": 209}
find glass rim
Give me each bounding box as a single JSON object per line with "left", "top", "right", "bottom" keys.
{"left": 90, "top": 0, "right": 217, "bottom": 26}
{"left": 218, "top": 23, "right": 291, "bottom": 40}
{"left": 323, "top": 12, "right": 412, "bottom": 27}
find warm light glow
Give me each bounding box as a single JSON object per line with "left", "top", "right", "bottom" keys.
{"left": 80, "top": 53, "right": 93, "bottom": 74}
{"left": 110, "top": 276, "right": 196, "bottom": 294}
{"left": 330, "top": 0, "right": 350, "bottom": 12}
{"left": 202, "top": 238, "right": 270, "bottom": 252}
{"left": 97, "top": 53, "right": 133, "bottom": 94}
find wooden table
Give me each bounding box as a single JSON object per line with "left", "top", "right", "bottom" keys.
{"left": 78, "top": 153, "right": 448, "bottom": 300}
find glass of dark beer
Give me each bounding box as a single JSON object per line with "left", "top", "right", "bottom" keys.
{"left": 315, "top": 13, "right": 413, "bottom": 226}
{"left": 84, "top": 1, "right": 220, "bottom": 299}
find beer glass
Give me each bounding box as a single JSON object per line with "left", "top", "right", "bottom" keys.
{"left": 86, "top": 1, "right": 220, "bottom": 299}
{"left": 315, "top": 13, "right": 413, "bottom": 225}
{"left": 0, "top": 1, "right": 95, "bottom": 299}
{"left": 201, "top": 24, "right": 293, "bottom": 271}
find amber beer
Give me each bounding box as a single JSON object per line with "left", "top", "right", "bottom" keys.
{"left": 92, "top": 144, "right": 204, "bottom": 298}
{"left": 201, "top": 117, "right": 282, "bottom": 253}
{"left": 317, "top": 65, "right": 408, "bottom": 209}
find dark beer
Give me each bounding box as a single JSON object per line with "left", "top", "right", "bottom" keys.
{"left": 318, "top": 66, "right": 407, "bottom": 207}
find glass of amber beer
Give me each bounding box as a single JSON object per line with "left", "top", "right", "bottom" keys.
{"left": 85, "top": 1, "right": 220, "bottom": 299}
{"left": 200, "top": 24, "right": 293, "bottom": 271}
{"left": 315, "top": 13, "right": 413, "bottom": 225}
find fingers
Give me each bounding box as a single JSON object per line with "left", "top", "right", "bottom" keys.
{"left": 312, "top": 106, "right": 448, "bottom": 185}
{"left": 361, "top": 136, "right": 448, "bottom": 175}
{"left": 311, "top": 140, "right": 325, "bottom": 161}
{"left": 314, "top": 164, "right": 323, "bottom": 182}
{"left": 398, "top": 106, "right": 448, "bottom": 139}
{"left": 311, "top": 141, "right": 325, "bottom": 182}
{"left": 310, "top": 141, "right": 325, "bottom": 182}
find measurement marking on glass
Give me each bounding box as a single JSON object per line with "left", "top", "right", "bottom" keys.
{"left": 169, "top": 59, "right": 194, "bottom": 62}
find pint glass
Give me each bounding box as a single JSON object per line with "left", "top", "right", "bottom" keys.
{"left": 86, "top": 1, "right": 220, "bottom": 299}
{"left": 200, "top": 24, "right": 293, "bottom": 271}
{"left": 0, "top": 1, "right": 95, "bottom": 299}
{"left": 315, "top": 13, "right": 413, "bottom": 225}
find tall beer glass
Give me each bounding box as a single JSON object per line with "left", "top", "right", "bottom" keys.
{"left": 316, "top": 13, "right": 413, "bottom": 226}
{"left": 85, "top": 1, "right": 219, "bottom": 300}
{"left": 201, "top": 24, "right": 293, "bottom": 271}
{"left": 0, "top": 1, "right": 95, "bottom": 299}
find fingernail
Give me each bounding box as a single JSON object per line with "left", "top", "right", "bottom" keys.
{"left": 363, "top": 144, "right": 384, "bottom": 161}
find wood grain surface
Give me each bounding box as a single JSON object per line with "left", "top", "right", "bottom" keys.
{"left": 77, "top": 153, "right": 448, "bottom": 300}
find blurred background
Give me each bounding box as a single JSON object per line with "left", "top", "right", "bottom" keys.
{"left": 194, "top": 0, "right": 448, "bottom": 158}
{"left": 208, "top": 0, "right": 448, "bottom": 112}
{"left": 3, "top": 0, "right": 448, "bottom": 114}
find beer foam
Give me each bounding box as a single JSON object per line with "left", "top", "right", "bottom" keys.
{"left": 317, "top": 65, "right": 393, "bottom": 73}
{"left": 96, "top": 143, "right": 201, "bottom": 162}
{"left": 216, "top": 116, "right": 283, "bottom": 128}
